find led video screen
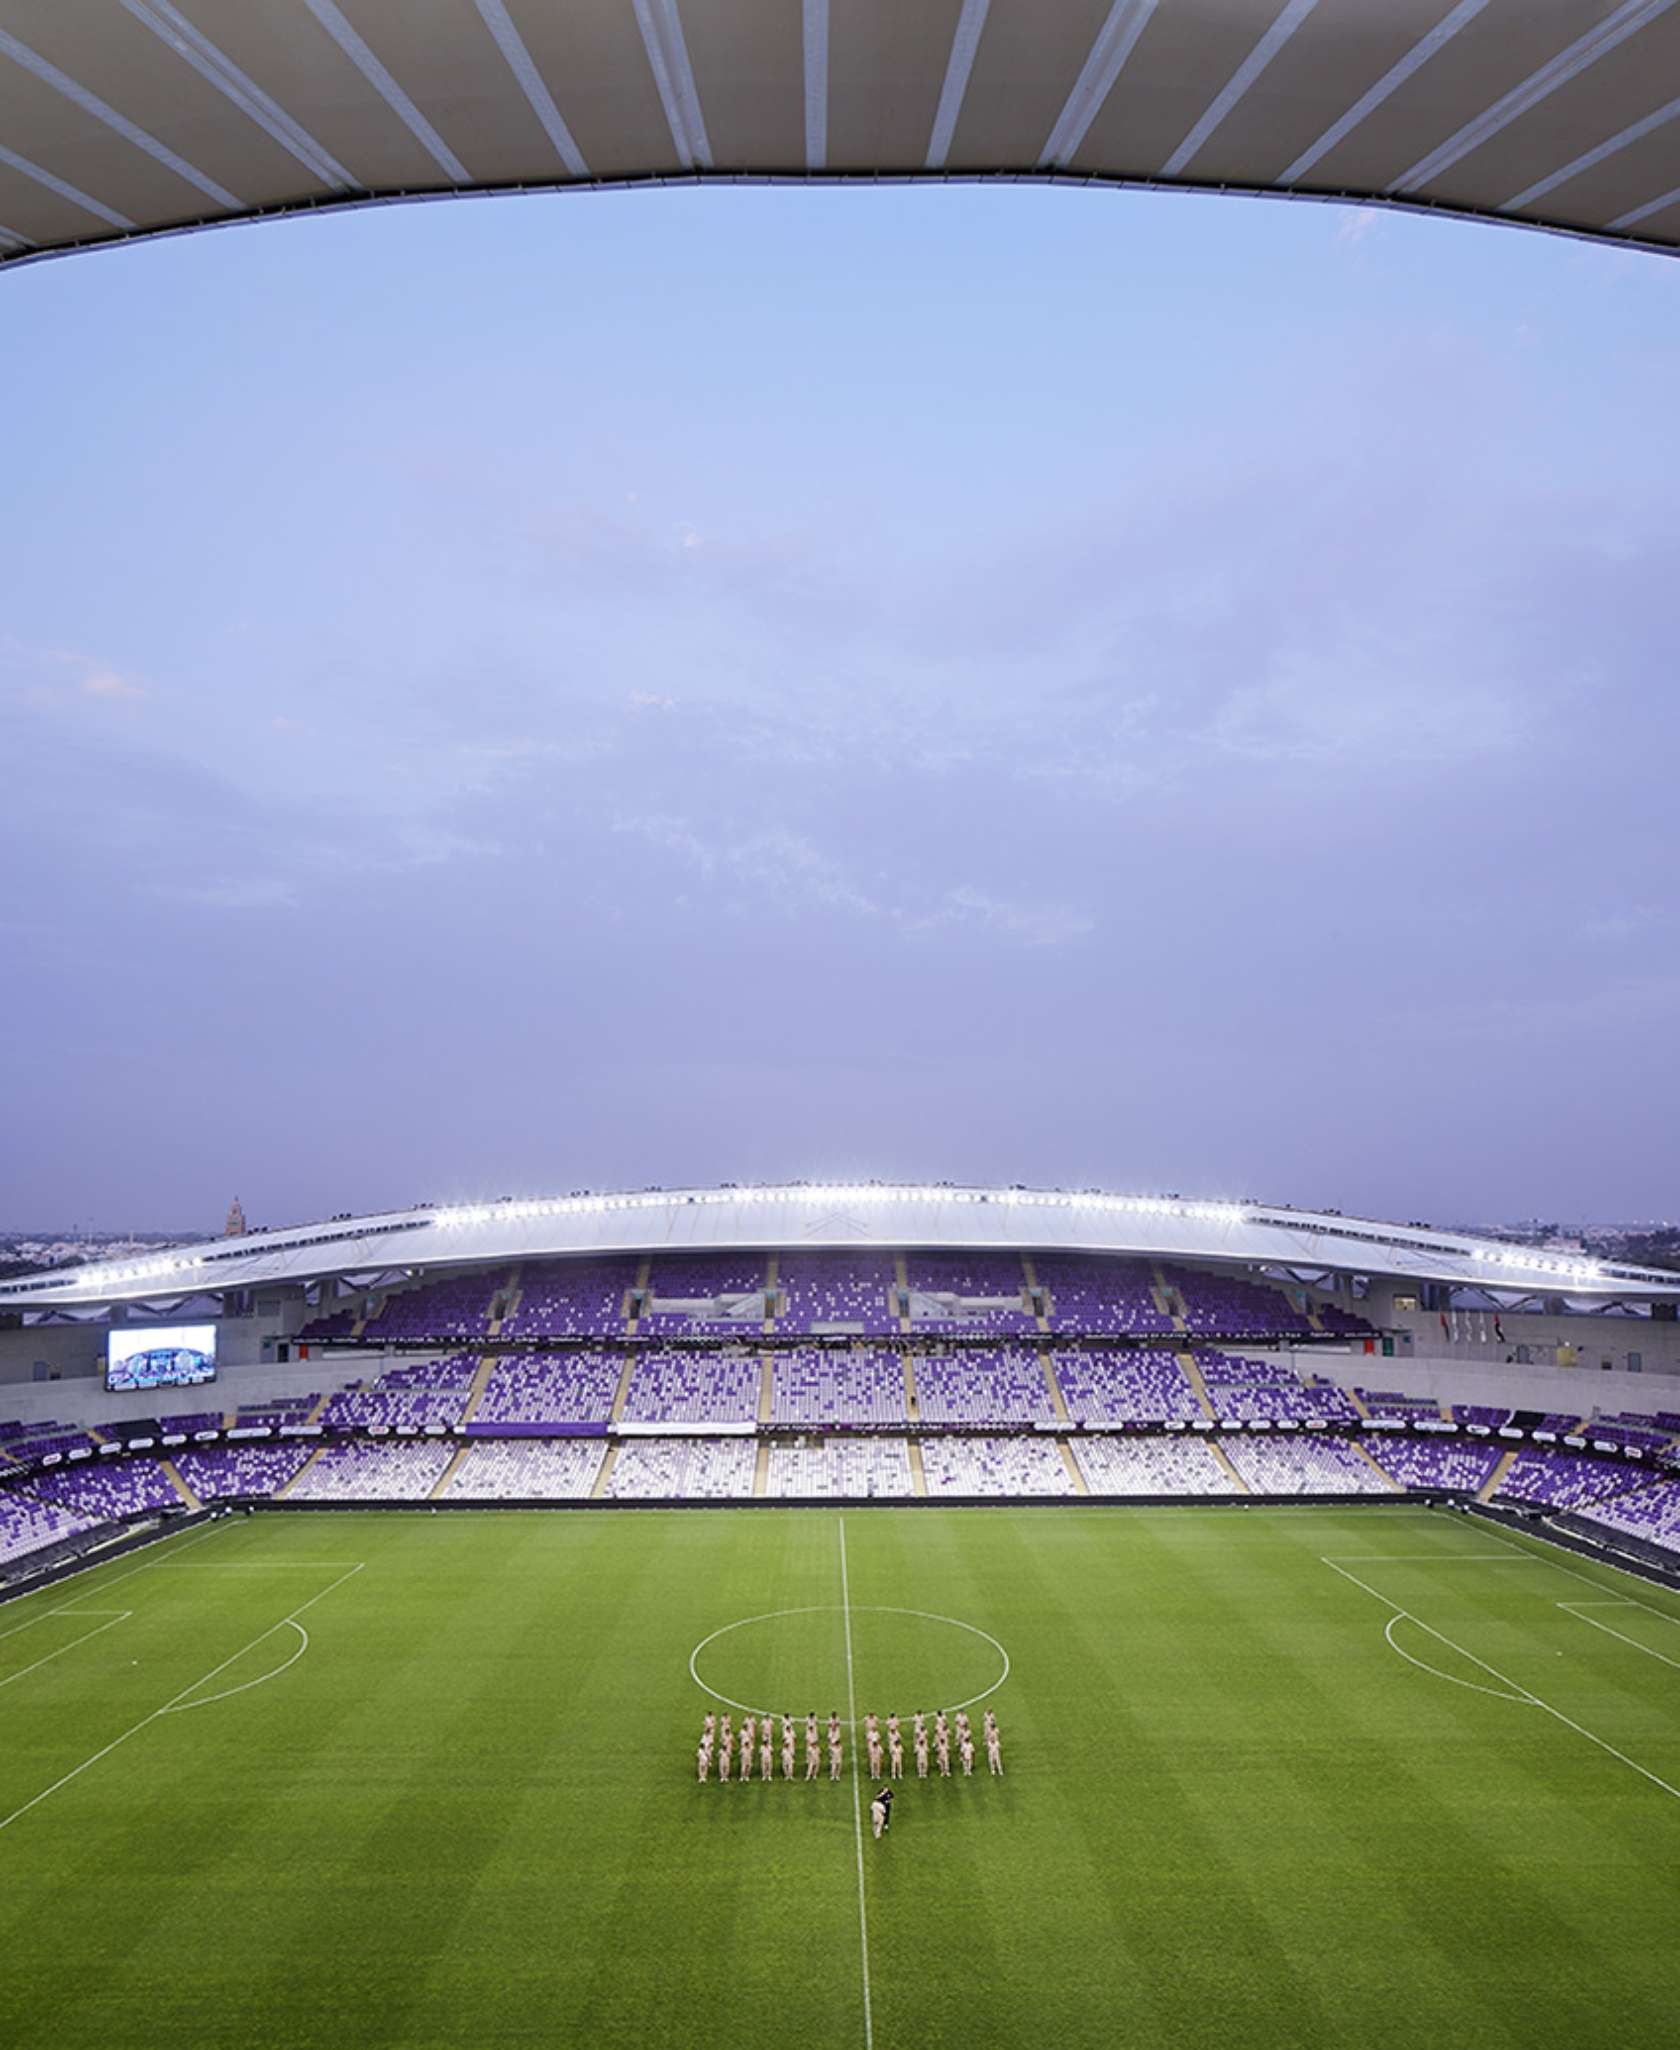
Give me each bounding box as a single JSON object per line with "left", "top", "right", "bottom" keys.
{"left": 106, "top": 1323, "right": 217, "bottom": 1392}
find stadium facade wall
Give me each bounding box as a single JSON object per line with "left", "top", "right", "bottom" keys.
{"left": 1294, "top": 1350, "right": 1680, "bottom": 1419}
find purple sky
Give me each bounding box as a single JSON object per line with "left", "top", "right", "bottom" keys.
{"left": 3, "top": 184, "right": 1677, "bottom": 1231}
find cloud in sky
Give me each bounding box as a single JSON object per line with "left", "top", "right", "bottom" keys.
{"left": 4, "top": 184, "right": 1679, "bottom": 1223}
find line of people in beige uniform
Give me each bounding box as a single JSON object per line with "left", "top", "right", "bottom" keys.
{"left": 696, "top": 1707, "right": 1002, "bottom": 1782}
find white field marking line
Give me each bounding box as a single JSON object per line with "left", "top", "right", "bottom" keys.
{"left": 1381, "top": 1613, "right": 1528, "bottom": 1702}
{"left": 164, "top": 1619, "right": 309, "bottom": 1711}
{"left": 0, "top": 1612, "right": 130, "bottom": 1692}
{"left": 838, "top": 1517, "right": 874, "bottom": 2050}
{"left": 1564, "top": 1599, "right": 1680, "bottom": 1610}
{"left": 1470, "top": 1523, "right": 1680, "bottom": 1630}
{"left": 0, "top": 1562, "right": 363, "bottom": 1835}
{"left": 687, "top": 1604, "right": 1009, "bottom": 1721}
{"left": 0, "top": 1517, "right": 232, "bottom": 1636}
{"left": 1324, "top": 1556, "right": 1680, "bottom": 1807}
{"left": 1323, "top": 1554, "right": 1525, "bottom": 1562}
{"left": 1558, "top": 1603, "right": 1680, "bottom": 1671}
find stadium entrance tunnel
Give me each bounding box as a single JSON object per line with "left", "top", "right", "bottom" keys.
{"left": 689, "top": 1604, "right": 1007, "bottom": 1722}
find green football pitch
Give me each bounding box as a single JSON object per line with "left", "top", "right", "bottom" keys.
{"left": 3, "top": 1503, "right": 1679, "bottom": 2050}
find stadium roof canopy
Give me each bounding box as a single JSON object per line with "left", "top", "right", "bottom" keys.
{"left": 4, "top": 1183, "right": 1678, "bottom": 1310}
{"left": 4, "top": 1, "right": 1680, "bottom": 271}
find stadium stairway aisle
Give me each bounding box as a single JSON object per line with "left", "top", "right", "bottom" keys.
{"left": 1176, "top": 1351, "right": 1217, "bottom": 1421}
{"left": 1058, "top": 1441, "right": 1090, "bottom": 1493}
{"left": 275, "top": 1447, "right": 325, "bottom": 1499}
{"left": 459, "top": 1355, "right": 498, "bottom": 1423}
{"left": 625, "top": 1256, "right": 652, "bottom": 1333}
{"left": 1478, "top": 1449, "right": 1519, "bottom": 1501}
{"left": 1208, "top": 1442, "right": 1251, "bottom": 1493}
{"left": 1350, "top": 1441, "right": 1404, "bottom": 1491}
{"left": 1151, "top": 1261, "right": 1187, "bottom": 1328}
{"left": 430, "top": 1444, "right": 473, "bottom": 1499}
{"left": 590, "top": 1444, "right": 620, "bottom": 1497}
{"left": 160, "top": 1456, "right": 200, "bottom": 1509}
{"left": 1042, "top": 1350, "right": 1071, "bottom": 1422}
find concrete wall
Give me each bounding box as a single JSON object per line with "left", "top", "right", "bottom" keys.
{"left": 1347, "top": 1280, "right": 1680, "bottom": 1375}
{"left": 0, "top": 1336, "right": 394, "bottom": 1430}
{"left": 1284, "top": 1347, "right": 1677, "bottom": 1421}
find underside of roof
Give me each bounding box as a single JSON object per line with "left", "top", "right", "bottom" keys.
{"left": 4, "top": 1, "right": 1680, "bottom": 270}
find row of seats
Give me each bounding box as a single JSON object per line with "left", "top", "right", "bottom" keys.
{"left": 4, "top": 1435, "right": 1676, "bottom": 1563}
{"left": 299, "top": 1252, "right": 1355, "bottom": 1341}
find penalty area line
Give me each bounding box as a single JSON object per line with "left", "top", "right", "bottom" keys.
{"left": 839, "top": 1516, "right": 874, "bottom": 2050}
{"left": 0, "top": 1562, "right": 363, "bottom": 1836}
{"left": 1324, "top": 1556, "right": 1680, "bottom": 1808}
{"left": 0, "top": 1611, "right": 131, "bottom": 1693}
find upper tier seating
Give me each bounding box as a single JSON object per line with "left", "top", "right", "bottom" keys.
{"left": 360, "top": 1271, "right": 500, "bottom": 1342}
{"left": 620, "top": 1353, "right": 759, "bottom": 1425}
{"left": 1198, "top": 1353, "right": 1358, "bottom": 1423}
{"left": 904, "top": 1252, "right": 1034, "bottom": 1331}
{"left": 775, "top": 1254, "right": 897, "bottom": 1331}
{"left": 1038, "top": 1256, "right": 1172, "bottom": 1335}
{"left": 770, "top": 1351, "right": 907, "bottom": 1426}
{"left": 915, "top": 1352, "right": 1053, "bottom": 1425}
{"left": 318, "top": 1355, "right": 476, "bottom": 1429}
{"left": 637, "top": 1254, "right": 770, "bottom": 1334}
{"left": 501, "top": 1258, "right": 638, "bottom": 1338}
{"left": 1054, "top": 1350, "right": 1202, "bottom": 1423}
{"left": 474, "top": 1353, "right": 620, "bottom": 1425}
{"left": 1164, "top": 1265, "right": 1311, "bottom": 1337}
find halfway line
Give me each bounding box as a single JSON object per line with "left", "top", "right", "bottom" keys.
{"left": 838, "top": 1517, "right": 874, "bottom": 2050}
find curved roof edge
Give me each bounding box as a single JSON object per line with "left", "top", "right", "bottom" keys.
{"left": 4, "top": 1182, "right": 1676, "bottom": 1310}
{"left": 3, "top": 175, "right": 1677, "bottom": 281}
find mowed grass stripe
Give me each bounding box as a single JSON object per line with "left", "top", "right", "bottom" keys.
{"left": 2, "top": 1506, "right": 1678, "bottom": 2050}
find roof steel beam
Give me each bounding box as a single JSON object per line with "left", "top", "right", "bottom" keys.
{"left": 0, "top": 23, "right": 240, "bottom": 209}
{"left": 120, "top": 0, "right": 359, "bottom": 194}
{"left": 633, "top": 0, "right": 713, "bottom": 170}
{"left": 1161, "top": 0, "right": 1320, "bottom": 178}
{"left": 472, "top": 0, "right": 589, "bottom": 179}
{"left": 1389, "top": 0, "right": 1679, "bottom": 197}
{"left": 804, "top": 0, "right": 828, "bottom": 169}
{"left": 1038, "top": 0, "right": 1159, "bottom": 170}
{"left": 1279, "top": 0, "right": 1489, "bottom": 188}
{"left": 0, "top": 138, "right": 134, "bottom": 227}
{"left": 925, "top": 0, "right": 990, "bottom": 170}
{"left": 1505, "top": 89, "right": 1680, "bottom": 213}
{"left": 301, "top": 0, "right": 470, "bottom": 183}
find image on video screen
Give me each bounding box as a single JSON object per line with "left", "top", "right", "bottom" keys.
{"left": 106, "top": 1323, "right": 217, "bottom": 1392}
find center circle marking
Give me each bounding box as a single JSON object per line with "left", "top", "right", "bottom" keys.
{"left": 688, "top": 1604, "right": 1009, "bottom": 1721}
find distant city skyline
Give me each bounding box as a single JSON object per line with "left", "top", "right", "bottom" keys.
{"left": 4, "top": 182, "right": 1677, "bottom": 1228}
